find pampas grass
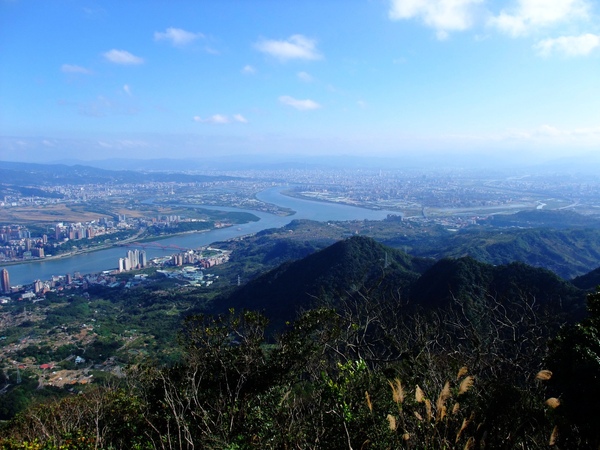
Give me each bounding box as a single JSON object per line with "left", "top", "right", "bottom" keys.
{"left": 415, "top": 385, "right": 425, "bottom": 403}
{"left": 549, "top": 425, "right": 559, "bottom": 446}
{"left": 536, "top": 370, "right": 553, "bottom": 381}
{"left": 452, "top": 402, "right": 460, "bottom": 415}
{"left": 458, "top": 376, "right": 474, "bottom": 395}
{"left": 436, "top": 381, "right": 451, "bottom": 421}
{"left": 387, "top": 414, "right": 397, "bottom": 431}
{"left": 388, "top": 378, "right": 404, "bottom": 404}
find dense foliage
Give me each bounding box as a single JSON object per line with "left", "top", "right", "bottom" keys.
{"left": 2, "top": 281, "right": 598, "bottom": 448}
{"left": 1, "top": 236, "right": 598, "bottom": 448}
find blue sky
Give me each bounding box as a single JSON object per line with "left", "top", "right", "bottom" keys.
{"left": 1, "top": 0, "right": 599, "bottom": 164}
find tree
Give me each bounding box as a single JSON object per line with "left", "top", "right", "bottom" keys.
{"left": 546, "top": 288, "right": 600, "bottom": 448}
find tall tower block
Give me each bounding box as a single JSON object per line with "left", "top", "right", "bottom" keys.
{"left": 1, "top": 269, "right": 10, "bottom": 294}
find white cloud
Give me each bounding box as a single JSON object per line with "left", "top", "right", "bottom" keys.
{"left": 503, "top": 124, "right": 600, "bottom": 143}
{"left": 389, "top": 0, "right": 482, "bottom": 38}
{"left": 297, "top": 71, "right": 314, "bottom": 82}
{"left": 75, "top": 95, "right": 139, "bottom": 117}
{"left": 534, "top": 33, "right": 600, "bottom": 56}
{"left": 242, "top": 65, "right": 256, "bottom": 75}
{"left": 61, "top": 64, "right": 92, "bottom": 74}
{"left": 123, "top": 84, "right": 132, "bottom": 96}
{"left": 103, "top": 49, "right": 144, "bottom": 65}
{"left": 97, "top": 139, "right": 149, "bottom": 149}
{"left": 279, "top": 95, "right": 322, "bottom": 111}
{"left": 535, "top": 124, "right": 563, "bottom": 136}
{"left": 154, "top": 27, "right": 204, "bottom": 46}
{"left": 59, "top": 93, "right": 139, "bottom": 117}
{"left": 255, "top": 35, "right": 322, "bottom": 61}
{"left": 194, "top": 114, "right": 248, "bottom": 124}
{"left": 489, "top": 0, "right": 590, "bottom": 37}
{"left": 204, "top": 47, "right": 220, "bottom": 55}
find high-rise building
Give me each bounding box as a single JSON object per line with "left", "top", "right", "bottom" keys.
{"left": 1, "top": 269, "right": 10, "bottom": 294}
{"left": 33, "top": 280, "right": 44, "bottom": 293}
{"left": 127, "top": 249, "right": 139, "bottom": 269}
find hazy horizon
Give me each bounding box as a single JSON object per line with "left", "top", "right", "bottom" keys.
{"left": 2, "top": 1, "right": 599, "bottom": 166}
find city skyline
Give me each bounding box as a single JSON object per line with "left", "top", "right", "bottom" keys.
{"left": 1, "top": 0, "right": 600, "bottom": 166}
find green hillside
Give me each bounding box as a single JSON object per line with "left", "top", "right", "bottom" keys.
{"left": 215, "top": 215, "right": 600, "bottom": 280}
{"left": 1, "top": 235, "right": 599, "bottom": 448}
{"left": 211, "top": 236, "right": 586, "bottom": 334}
{"left": 213, "top": 236, "right": 429, "bottom": 331}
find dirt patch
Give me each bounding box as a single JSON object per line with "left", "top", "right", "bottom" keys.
{"left": 1, "top": 204, "right": 103, "bottom": 223}
{"left": 46, "top": 369, "right": 93, "bottom": 388}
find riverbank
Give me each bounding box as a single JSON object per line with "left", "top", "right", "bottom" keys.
{"left": 4, "top": 186, "right": 398, "bottom": 287}
{"left": 0, "top": 230, "right": 146, "bottom": 268}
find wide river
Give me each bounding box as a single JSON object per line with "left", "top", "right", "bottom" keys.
{"left": 6, "top": 187, "right": 396, "bottom": 286}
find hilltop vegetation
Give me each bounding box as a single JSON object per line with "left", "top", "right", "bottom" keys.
{"left": 0, "top": 238, "right": 598, "bottom": 448}
{"left": 1, "top": 230, "right": 600, "bottom": 448}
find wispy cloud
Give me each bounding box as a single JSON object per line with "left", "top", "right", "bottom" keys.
{"left": 193, "top": 114, "right": 248, "bottom": 124}
{"left": 279, "top": 95, "right": 321, "bottom": 111}
{"left": 489, "top": 0, "right": 590, "bottom": 37}
{"left": 242, "top": 65, "right": 256, "bottom": 75}
{"left": 69, "top": 95, "right": 139, "bottom": 117}
{"left": 123, "top": 84, "right": 132, "bottom": 96}
{"left": 255, "top": 35, "right": 322, "bottom": 61}
{"left": 534, "top": 33, "right": 600, "bottom": 56}
{"left": 61, "top": 64, "right": 92, "bottom": 74}
{"left": 154, "top": 27, "right": 204, "bottom": 46}
{"left": 103, "top": 49, "right": 144, "bottom": 65}
{"left": 500, "top": 123, "right": 600, "bottom": 144}
{"left": 389, "top": 0, "right": 482, "bottom": 40}
{"left": 297, "top": 71, "right": 314, "bottom": 82}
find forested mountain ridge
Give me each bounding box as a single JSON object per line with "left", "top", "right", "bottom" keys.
{"left": 213, "top": 236, "right": 431, "bottom": 331}
{"left": 571, "top": 266, "right": 600, "bottom": 290}
{"left": 215, "top": 214, "right": 600, "bottom": 280}
{"left": 212, "top": 236, "right": 587, "bottom": 334}
{"left": 410, "top": 257, "right": 585, "bottom": 318}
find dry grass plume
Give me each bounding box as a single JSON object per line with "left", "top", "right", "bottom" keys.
{"left": 536, "top": 370, "right": 553, "bottom": 381}
{"left": 388, "top": 378, "right": 404, "bottom": 404}
{"left": 458, "top": 376, "right": 474, "bottom": 395}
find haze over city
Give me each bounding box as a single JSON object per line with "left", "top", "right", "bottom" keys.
{"left": 1, "top": 0, "right": 599, "bottom": 168}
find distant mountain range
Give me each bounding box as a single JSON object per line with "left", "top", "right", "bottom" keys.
{"left": 7, "top": 150, "right": 600, "bottom": 172}
{"left": 0, "top": 161, "right": 238, "bottom": 187}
